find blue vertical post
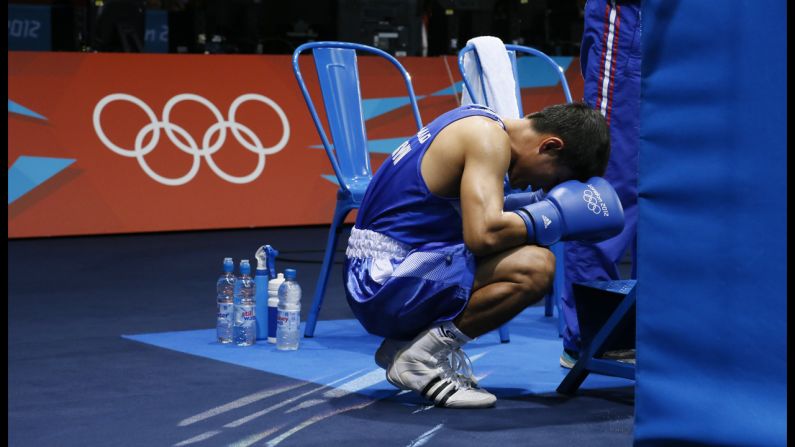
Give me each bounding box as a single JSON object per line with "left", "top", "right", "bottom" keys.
{"left": 636, "top": 1, "right": 786, "bottom": 445}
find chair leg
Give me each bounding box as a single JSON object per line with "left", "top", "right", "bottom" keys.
{"left": 304, "top": 204, "right": 350, "bottom": 338}
{"left": 552, "top": 243, "right": 566, "bottom": 336}
{"left": 546, "top": 243, "right": 564, "bottom": 317}
{"left": 557, "top": 288, "right": 636, "bottom": 394}
{"left": 498, "top": 324, "right": 510, "bottom": 343}
{"left": 544, "top": 292, "right": 554, "bottom": 317}
{"left": 556, "top": 349, "right": 591, "bottom": 395}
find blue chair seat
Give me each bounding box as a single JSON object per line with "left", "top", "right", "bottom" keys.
{"left": 345, "top": 178, "right": 371, "bottom": 202}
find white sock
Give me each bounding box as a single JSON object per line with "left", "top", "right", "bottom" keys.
{"left": 434, "top": 321, "right": 472, "bottom": 347}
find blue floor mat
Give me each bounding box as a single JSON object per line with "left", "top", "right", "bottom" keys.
{"left": 123, "top": 306, "right": 633, "bottom": 400}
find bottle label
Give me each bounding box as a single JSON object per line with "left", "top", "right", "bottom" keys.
{"left": 277, "top": 310, "right": 300, "bottom": 333}
{"left": 235, "top": 304, "right": 256, "bottom": 327}
{"left": 217, "top": 302, "right": 233, "bottom": 322}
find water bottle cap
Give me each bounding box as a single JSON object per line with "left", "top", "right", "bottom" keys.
{"left": 284, "top": 268, "right": 297, "bottom": 280}
{"left": 268, "top": 273, "right": 285, "bottom": 291}
{"left": 239, "top": 259, "right": 251, "bottom": 275}
{"left": 223, "top": 257, "right": 234, "bottom": 272}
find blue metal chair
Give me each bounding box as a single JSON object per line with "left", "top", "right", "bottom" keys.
{"left": 457, "top": 43, "right": 573, "bottom": 333}
{"left": 292, "top": 41, "right": 422, "bottom": 338}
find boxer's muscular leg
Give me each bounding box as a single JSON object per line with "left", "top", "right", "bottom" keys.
{"left": 454, "top": 245, "right": 555, "bottom": 338}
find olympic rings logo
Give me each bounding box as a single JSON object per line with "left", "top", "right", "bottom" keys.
{"left": 93, "top": 93, "right": 290, "bottom": 185}
{"left": 582, "top": 188, "right": 603, "bottom": 215}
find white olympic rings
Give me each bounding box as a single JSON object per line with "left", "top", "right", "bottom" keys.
{"left": 582, "top": 188, "right": 603, "bottom": 215}
{"left": 93, "top": 93, "right": 290, "bottom": 185}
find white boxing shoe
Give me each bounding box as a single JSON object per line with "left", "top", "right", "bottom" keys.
{"left": 386, "top": 327, "right": 496, "bottom": 409}
{"left": 375, "top": 338, "right": 409, "bottom": 370}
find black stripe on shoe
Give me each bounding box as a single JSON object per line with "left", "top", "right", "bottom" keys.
{"left": 421, "top": 376, "right": 443, "bottom": 396}
{"left": 428, "top": 380, "right": 455, "bottom": 402}
{"left": 437, "top": 385, "right": 460, "bottom": 407}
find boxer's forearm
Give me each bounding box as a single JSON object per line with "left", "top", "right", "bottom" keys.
{"left": 463, "top": 211, "right": 528, "bottom": 257}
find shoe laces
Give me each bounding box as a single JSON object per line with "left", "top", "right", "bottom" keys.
{"left": 435, "top": 347, "right": 478, "bottom": 389}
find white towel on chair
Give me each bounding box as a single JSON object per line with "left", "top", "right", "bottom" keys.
{"left": 461, "top": 36, "right": 520, "bottom": 119}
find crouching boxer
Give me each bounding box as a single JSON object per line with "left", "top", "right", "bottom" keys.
{"left": 343, "top": 103, "right": 624, "bottom": 408}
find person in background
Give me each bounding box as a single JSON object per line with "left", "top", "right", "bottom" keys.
{"left": 559, "top": 0, "right": 641, "bottom": 368}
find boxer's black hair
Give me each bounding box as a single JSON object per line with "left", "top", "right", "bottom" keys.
{"left": 525, "top": 102, "right": 611, "bottom": 180}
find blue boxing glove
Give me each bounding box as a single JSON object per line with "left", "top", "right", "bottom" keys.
{"left": 512, "top": 177, "right": 625, "bottom": 246}
{"left": 503, "top": 189, "right": 547, "bottom": 211}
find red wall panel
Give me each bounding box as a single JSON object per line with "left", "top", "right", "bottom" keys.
{"left": 8, "top": 52, "right": 582, "bottom": 238}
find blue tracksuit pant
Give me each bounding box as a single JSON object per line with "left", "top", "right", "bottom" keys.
{"left": 562, "top": 0, "right": 641, "bottom": 352}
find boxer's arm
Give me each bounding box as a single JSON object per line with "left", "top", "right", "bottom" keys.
{"left": 459, "top": 122, "right": 528, "bottom": 257}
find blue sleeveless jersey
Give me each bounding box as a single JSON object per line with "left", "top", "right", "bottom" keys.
{"left": 355, "top": 104, "right": 505, "bottom": 248}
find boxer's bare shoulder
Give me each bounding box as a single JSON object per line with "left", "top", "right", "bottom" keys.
{"left": 422, "top": 116, "right": 509, "bottom": 198}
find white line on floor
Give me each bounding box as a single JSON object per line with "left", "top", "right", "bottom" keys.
{"left": 411, "top": 405, "right": 435, "bottom": 414}
{"left": 264, "top": 400, "right": 378, "bottom": 447}
{"left": 406, "top": 423, "right": 444, "bottom": 447}
{"left": 172, "top": 430, "right": 222, "bottom": 446}
{"left": 225, "top": 425, "right": 283, "bottom": 447}
{"left": 322, "top": 368, "right": 386, "bottom": 398}
{"left": 284, "top": 399, "right": 326, "bottom": 414}
{"left": 223, "top": 370, "right": 366, "bottom": 428}
{"left": 177, "top": 383, "right": 308, "bottom": 427}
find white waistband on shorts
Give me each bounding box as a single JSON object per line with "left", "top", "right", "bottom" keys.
{"left": 346, "top": 227, "right": 411, "bottom": 259}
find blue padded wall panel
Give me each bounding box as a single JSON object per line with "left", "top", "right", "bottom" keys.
{"left": 636, "top": 1, "right": 786, "bottom": 446}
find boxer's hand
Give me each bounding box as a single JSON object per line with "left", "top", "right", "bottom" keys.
{"left": 512, "top": 177, "right": 624, "bottom": 246}
{"left": 503, "top": 189, "right": 547, "bottom": 212}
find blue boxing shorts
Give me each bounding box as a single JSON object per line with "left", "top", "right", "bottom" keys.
{"left": 344, "top": 228, "right": 476, "bottom": 340}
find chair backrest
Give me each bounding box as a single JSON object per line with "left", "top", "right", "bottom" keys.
{"left": 292, "top": 41, "right": 422, "bottom": 198}
{"left": 457, "top": 43, "right": 574, "bottom": 115}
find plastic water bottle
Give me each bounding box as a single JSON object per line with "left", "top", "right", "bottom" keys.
{"left": 267, "top": 273, "right": 285, "bottom": 344}
{"left": 276, "top": 268, "right": 301, "bottom": 351}
{"left": 216, "top": 257, "right": 236, "bottom": 344}
{"left": 254, "top": 245, "right": 279, "bottom": 341}
{"left": 233, "top": 259, "right": 256, "bottom": 346}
